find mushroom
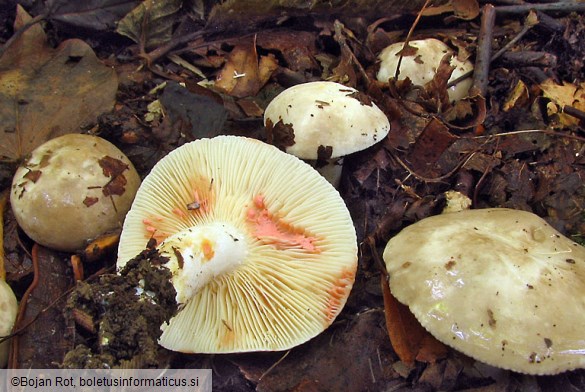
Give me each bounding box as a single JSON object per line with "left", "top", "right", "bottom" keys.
{"left": 376, "top": 38, "right": 474, "bottom": 102}
{"left": 0, "top": 280, "right": 17, "bottom": 368}
{"left": 10, "top": 134, "right": 141, "bottom": 252}
{"left": 383, "top": 208, "right": 585, "bottom": 375}
{"left": 117, "top": 135, "right": 357, "bottom": 353}
{"left": 263, "top": 81, "right": 390, "bottom": 186}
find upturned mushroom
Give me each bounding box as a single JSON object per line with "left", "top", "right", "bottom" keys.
{"left": 263, "top": 81, "right": 390, "bottom": 186}
{"left": 383, "top": 208, "right": 585, "bottom": 375}
{"left": 10, "top": 134, "right": 141, "bottom": 252}
{"left": 117, "top": 135, "right": 358, "bottom": 353}
{"left": 376, "top": 38, "right": 474, "bottom": 102}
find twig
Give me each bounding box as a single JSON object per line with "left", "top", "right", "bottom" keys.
{"left": 258, "top": 350, "right": 290, "bottom": 381}
{"left": 563, "top": 106, "right": 585, "bottom": 126}
{"left": 490, "top": 11, "right": 537, "bottom": 63}
{"left": 333, "top": 20, "right": 370, "bottom": 87}
{"left": 496, "top": 2, "right": 585, "bottom": 15}
{"left": 472, "top": 128, "right": 585, "bottom": 143}
{"left": 143, "top": 30, "right": 208, "bottom": 66}
{"left": 471, "top": 4, "right": 496, "bottom": 97}
{"left": 389, "top": 149, "right": 478, "bottom": 183}
{"left": 448, "top": 9, "right": 536, "bottom": 90}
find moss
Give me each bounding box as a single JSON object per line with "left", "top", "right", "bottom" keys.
{"left": 62, "top": 246, "right": 177, "bottom": 369}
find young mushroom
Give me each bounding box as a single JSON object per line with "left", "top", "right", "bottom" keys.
{"left": 10, "top": 134, "right": 141, "bottom": 252}
{"left": 0, "top": 280, "right": 17, "bottom": 368}
{"left": 263, "top": 81, "right": 390, "bottom": 186}
{"left": 383, "top": 208, "right": 585, "bottom": 375}
{"left": 117, "top": 135, "right": 357, "bottom": 353}
{"left": 376, "top": 38, "right": 474, "bottom": 102}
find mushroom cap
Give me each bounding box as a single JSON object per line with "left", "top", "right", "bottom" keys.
{"left": 383, "top": 208, "right": 585, "bottom": 375}
{"left": 376, "top": 38, "right": 474, "bottom": 102}
{"left": 263, "top": 81, "right": 390, "bottom": 160}
{"left": 117, "top": 135, "right": 357, "bottom": 353}
{"left": 10, "top": 134, "right": 141, "bottom": 252}
{"left": 0, "top": 280, "right": 17, "bottom": 368}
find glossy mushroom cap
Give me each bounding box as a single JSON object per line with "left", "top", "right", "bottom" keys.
{"left": 0, "top": 280, "right": 17, "bottom": 367}
{"left": 376, "top": 38, "right": 473, "bottom": 102}
{"left": 117, "top": 136, "right": 358, "bottom": 353}
{"left": 10, "top": 134, "right": 141, "bottom": 252}
{"left": 263, "top": 81, "right": 390, "bottom": 160}
{"left": 383, "top": 208, "right": 585, "bottom": 375}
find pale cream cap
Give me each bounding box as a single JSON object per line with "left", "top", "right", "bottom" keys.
{"left": 383, "top": 208, "right": 585, "bottom": 375}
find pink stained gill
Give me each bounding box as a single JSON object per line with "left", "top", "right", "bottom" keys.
{"left": 247, "top": 194, "right": 320, "bottom": 252}
{"left": 324, "top": 268, "right": 355, "bottom": 323}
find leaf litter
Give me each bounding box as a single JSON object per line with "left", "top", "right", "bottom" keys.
{"left": 0, "top": 5, "right": 118, "bottom": 162}
{"left": 1, "top": 1, "right": 585, "bottom": 391}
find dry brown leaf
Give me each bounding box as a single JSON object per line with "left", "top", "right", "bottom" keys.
{"left": 381, "top": 274, "right": 448, "bottom": 366}
{"left": 422, "top": 0, "right": 479, "bottom": 20}
{"left": 0, "top": 5, "right": 118, "bottom": 162}
{"left": 215, "top": 41, "right": 278, "bottom": 98}
{"left": 503, "top": 80, "right": 529, "bottom": 112}
{"left": 540, "top": 78, "right": 585, "bottom": 127}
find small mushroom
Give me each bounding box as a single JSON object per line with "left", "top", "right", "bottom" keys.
{"left": 117, "top": 135, "right": 357, "bottom": 353}
{"left": 376, "top": 38, "right": 474, "bottom": 102}
{"left": 383, "top": 208, "right": 585, "bottom": 375}
{"left": 263, "top": 81, "right": 390, "bottom": 186}
{"left": 10, "top": 134, "right": 141, "bottom": 252}
{"left": 0, "top": 280, "right": 17, "bottom": 368}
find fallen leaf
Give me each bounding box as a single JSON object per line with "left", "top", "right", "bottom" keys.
{"left": 540, "top": 78, "right": 585, "bottom": 127}
{"left": 255, "top": 30, "right": 319, "bottom": 73}
{"left": 406, "top": 118, "right": 458, "bottom": 176}
{"left": 422, "top": 0, "right": 480, "bottom": 20}
{"left": 503, "top": 80, "right": 530, "bottom": 112}
{"left": 381, "top": 274, "right": 448, "bottom": 366}
{"left": 116, "top": 0, "right": 182, "bottom": 50}
{"left": 215, "top": 40, "right": 279, "bottom": 98}
{"left": 45, "top": 0, "right": 141, "bottom": 31}
{"left": 158, "top": 82, "right": 227, "bottom": 139}
{"left": 0, "top": 5, "right": 118, "bottom": 162}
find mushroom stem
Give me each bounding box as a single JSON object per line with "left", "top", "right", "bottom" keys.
{"left": 158, "top": 222, "right": 248, "bottom": 304}
{"left": 312, "top": 158, "right": 344, "bottom": 188}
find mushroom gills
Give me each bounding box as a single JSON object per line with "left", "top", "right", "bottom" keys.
{"left": 158, "top": 222, "right": 247, "bottom": 304}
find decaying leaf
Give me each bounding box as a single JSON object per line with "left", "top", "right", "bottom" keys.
{"left": 406, "top": 118, "right": 457, "bottom": 176}
{"left": 422, "top": 0, "right": 480, "bottom": 20}
{"left": 158, "top": 82, "right": 227, "bottom": 139}
{"left": 540, "top": 78, "right": 585, "bottom": 127}
{"left": 0, "top": 5, "right": 118, "bottom": 162}
{"left": 381, "top": 274, "right": 448, "bottom": 366}
{"left": 45, "top": 0, "right": 141, "bottom": 31}
{"left": 116, "top": 0, "right": 182, "bottom": 50}
{"left": 215, "top": 40, "right": 279, "bottom": 98}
